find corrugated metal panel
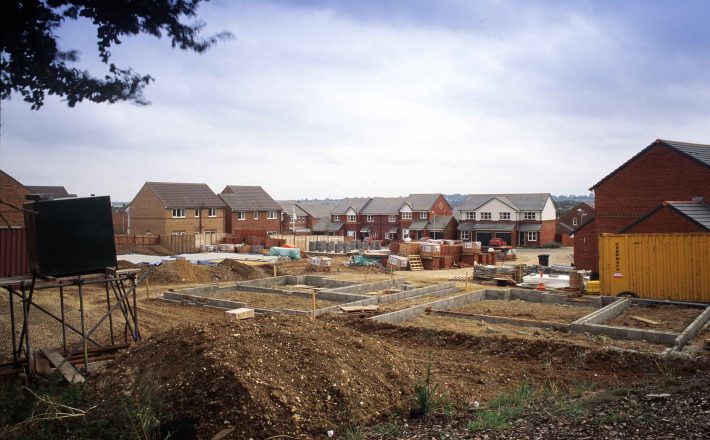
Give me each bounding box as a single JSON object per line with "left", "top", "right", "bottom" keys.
{"left": 599, "top": 233, "right": 710, "bottom": 302}
{"left": 0, "top": 228, "right": 30, "bottom": 277}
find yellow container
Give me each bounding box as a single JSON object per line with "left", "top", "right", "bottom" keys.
{"left": 598, "top": 233, "right": 710, "bottom": 302}
{"left": 586, "top": 280, "right": 600, "bottom": 294}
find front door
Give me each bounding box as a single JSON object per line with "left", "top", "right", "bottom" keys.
{"left": 518, "top": 231, "right": 525, "bottom": 247}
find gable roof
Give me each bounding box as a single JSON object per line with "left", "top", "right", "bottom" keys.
{"left": 312, "top": 220, "right": 345, "bottom": 233}
{"left": 620, "top": 199, "right": 710, "bottom": 232}
{"left": 361, "top": 197, "right": 407, "bottom": 215}
{"left": 219, "top": 186, "right": 281, "bottom": 211}
{"left": 591, "top": 139, "right": 710, "bottom": 190}
{"left": 296, "top": 201, "right": 333, "bottom": 220}
{"left": 459, "top": 193, "right": 551, "bottom": 211}
{"left": 140, "top": 182, "right": 224, "bottom": 209}
{"left": 277, "top": 201, "right": 309, "bottom": 217}
{"left": 25, "top": 186, "right": 76, "bottom": 198}
{"left": 405, "top": 194, "right": 447, "bottom": 211}
{"left": 331, "top": 197, "right": 371, "bottom": 215}
{"left": 428, "top": 215, "right": 455, "bottom": 231}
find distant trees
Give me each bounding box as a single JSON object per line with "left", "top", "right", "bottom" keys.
{"left": 1, "top": 0, "right": 230, "bottom": 109}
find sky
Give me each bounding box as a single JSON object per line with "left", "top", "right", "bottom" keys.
{"left": 1, "top": 0, "right": 710, "bottom": 202}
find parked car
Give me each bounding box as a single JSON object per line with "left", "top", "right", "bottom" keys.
{"left": 488, "top": 237, "right": 507, "bottom": 247}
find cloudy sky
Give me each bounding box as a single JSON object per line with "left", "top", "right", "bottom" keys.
{"left": 1, "top": 0, "right": 709, "bottom": 202}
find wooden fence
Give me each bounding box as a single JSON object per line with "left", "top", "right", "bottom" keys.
{"left": 115, "top": 234, "right": 196, "bottom": 254}
{"left": 0, "top": 228, "right": 30, "bottom": 277}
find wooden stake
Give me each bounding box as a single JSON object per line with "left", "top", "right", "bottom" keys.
{"left": 465, "top": 271, "right": 468, "bottom": 290}
{"left": 311, "top": 291, "right": 316, "bottom": 319}
{"left": 273, "top": 263, "right": 277, "bottom": 277}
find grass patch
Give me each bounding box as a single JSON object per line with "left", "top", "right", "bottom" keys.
{"left": 410, "top": 364, "right": 448, "bottom": 418}
{"left": 372, "top": 423, "right": 400, "bottom": 437}
{"left": 467, "top": 380, "right": 535, "bottom": 433}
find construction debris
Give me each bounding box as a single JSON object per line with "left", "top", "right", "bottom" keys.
{"left": 630, "top": 315, "right": 661, "bottom": 326}
{"left": 225, "top": 308, "right": 255, "bottom": 320}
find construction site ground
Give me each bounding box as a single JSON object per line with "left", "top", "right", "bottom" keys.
{"left": 214, "top": 290, "right": 341, "bottom": 310}
{"left": 2, "top": 249, "right": 709, "bottom": 439}
{"left": 450, "top": 299, "right": 595, "bottom": 323}
{"left": 605, "top": 303, "right": 703, "bottom": 333}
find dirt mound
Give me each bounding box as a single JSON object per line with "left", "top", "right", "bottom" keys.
{"left": 213, "top": 259, "right": 268, "bottom": 280}
{"left": 110, "top": 315, "right": 418, "bottom": 438}
{"left": 146, "top": 260, "right": 215, "bottom": 284}
{"left": 116, "top": 260, "right": 141, "bottom": 269}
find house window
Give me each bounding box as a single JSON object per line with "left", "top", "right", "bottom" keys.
{"left": 254, "top": 211, "right": 259, "bottom": 219}
{"left": 346, "top": 230, "right": 356, "bottom": 237}
{"left": 523, "top": 212, "right": 536, "bottom": 220}
{"left": 172, "top": 230, "right": 187, "bottom": 235}
{"left": 461, "top": 230, "right": 470, "bottom": 240}
{"left": 208, "top": 208, "right": 216, "bottom": 217}
{"left": 402, "top": 212, "right": 412, "bottom": 220}
{"left": 366, "top": 215, "right": 375, "bottom": 222}
{"left": 499, "top": 212, "right": 510, "bottom": 220}
{"left": 526, "top": 231, "right": 538, "bottom": 242}
{"left": 237, "top": 211, "right": 246, "bottom": 220}
{"left": 267, "top": 231, "right": 278, "bottom": 236}
{"left": 172, "top": 208, "right": 186, "bottom": 218}
{"left": 480, "top": 212, "right": 492, "bottom": 220}
{"left": 347, "top": 215, "right": 357, "bottom": 222}
{"left": 194, "top": 209, "right": 199, "bottom": 217}
{"left": 572, "top": 217, "right": 578, "bottom": 226}
{"left": 388, "top": 215, "right": 397, "bottom": 222}
{"left": 267, "top": 211, "right": 277, "bottom": 219}
{"left": 420, "top": 212, "right": 428, "bottom": 219}
{"left": 205, "top": 230, "right": 216, "bottom": 234}
{"left": 333, "top": 215, "right": 340, "bottom": 222}
{"left": 384, "top": 232, "right": 390, "bottom": 239}
{"left": 402, "top": 229, "right": 410, "bottom": 239}
{"left": 464, "top": 212, "right": 475, "bottom": 220}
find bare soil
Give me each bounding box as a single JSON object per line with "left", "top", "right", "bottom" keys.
{"left": 451, "top": 299, "right": 595, "bottom": 323}
{"left": 606, "top": 304, "right": 703, "bottom": 333}
{"left": 215, "top": 290, "right": 341, "bottom": 310}
{"left": 402, "top": 314, "right": 669, "bottom": 352}
{"left": 378, "top": 290, "right": 467, "bottom": 313}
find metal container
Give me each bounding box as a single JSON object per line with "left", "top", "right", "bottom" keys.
{"left": 326, "top": 241, "right": 335, "bottom": 252}
{"left": 317, "top": 241, "right": 326, "bottom": 251}
{"left": 598, "top": 233, "right": 710, "bottom": 302}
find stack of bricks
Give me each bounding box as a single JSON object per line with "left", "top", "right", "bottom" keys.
{"left": 441, "top": 243, "right": 463, "bottom": 265}
{"left": 422, "top": 257, "right": 441, "bottom": 270}
{"left": 399, "top": 242, "right": 421, "bottom": 256}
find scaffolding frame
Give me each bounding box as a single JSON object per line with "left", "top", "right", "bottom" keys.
{"left": 1, "top": 268, "right": 141, "bottom": 377}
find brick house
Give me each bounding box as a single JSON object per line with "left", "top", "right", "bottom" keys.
{"left": 456, "top": 194, "right": 556, "bottom": 247}
{"left": 128, "top": 182, "right": 226, "bottom": 235}
{"left": 298, "top": 202, "right": 334, "bottom": 227}
{"left": 25, "top": 186, "right": 76, "bottom": 198}
{"left": 575, "top": 139, "right": 710, "bottom": 272}
{"left": 220, "top": 185, "right": 282, "bottom": 236}
{"left": 399, "top": 194, "right": 453, "bottom": 240}
{"left": 330, "top": 197, "right": 371, "bottom": 238}
{"left": 0, "top": 170, "right": 31, "bottom": 228}
{"left": 620, "top": 199, "right": 709, "bottom": 233}
{"left": 112, "top": 205, "right": 129, "bottom": 234}
{"left": 556, "top": 202, "right": 595, "bottom": 246}
{"left": 359, "top": 197, "right": 406, "bottom": 241}
{"left": 278, "top": 201, "right": 311, "bottom": 233}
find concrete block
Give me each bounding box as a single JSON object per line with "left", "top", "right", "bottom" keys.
{"left": 225, "top": 308, "right": 254, "bottom": 320}
{"left": 673, "top": 306, "right": 710, "bottom": 350}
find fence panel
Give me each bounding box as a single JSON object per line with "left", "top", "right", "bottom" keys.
{"left": 0, "top": 228, "right": 30, "bottom": 277}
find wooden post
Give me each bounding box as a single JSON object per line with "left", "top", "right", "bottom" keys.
{"left": 273, "top": 263, "right": 277, "bottom": 277}
{"left": 311, "top": 291, "right": 316, "bottom": 319}
{"left": 465, "top": 271, "right": 468, "bottom": 290}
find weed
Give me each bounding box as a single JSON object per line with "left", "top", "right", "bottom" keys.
{"left": 411, "top": 363, "right": 447, "bottom": 418}
{"left": 467, "top": 380, "right": 535, "bottom": 433}
{"left": 373, "top": 423, "right": 400, "bottom": 437}
{"left": 344, "top": 425, "right": 365, "bottom": 440}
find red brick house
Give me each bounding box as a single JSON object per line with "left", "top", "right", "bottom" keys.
{"left": 575, "top": 139, "right": 710, "bottom": 272}
{"left": 556, "top": 202, "right": 595, "bottom": 246}
{"left": 620, "top": 199, "right": 709, "bottom": 233}
{"left": 399, "top": 194, "right": 453, "bottom": 240}
{"left": 278, "top": 201, "right": 310, "bottom": 233}
{"left": 359, "top": 197, "right": 406, "bottom": 241}
{"left": 456, "top": 193, "right": 556, "bottom": 246}
{"left": 329, "top": 197, "right": 371, "bottom": 238}
{"left": 128, "top": 182, "right": 226, "bottom": 235}
{"left": 220, "top": 185, "right": 282, "bottom": 236}
{"left": 0, "top": 170, "right": 30, "bottom": 228}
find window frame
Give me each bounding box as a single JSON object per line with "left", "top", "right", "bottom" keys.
{"left": 194, "top": 208, "right": 199, "bottom": 218}
{"left": 347, "top": 214, "right": 357, "bottom": 223}
{"left": 461, "top": 230, "right": 470, "bottom": 240}
{"left": 172, "top": 208, "right": 186, "bottom": 218}
{"left": 401, "top": 212, "right": 412, "bottom": 220}
{"left": 237, "top": 211, "right": 246, "bottom": 220}
{"left": 572, "top": 217, "right": 578, "bottom": 226}
{"left": 526, "top": 231, "right": 538, "bottom": 242}
{"left": 267, "top": 211, "right": 277, "bottom": 219}
{"left": 464, "top": 212, "right": 475, "bottom": 220}
{"left": 333, "top": 215, "right": 340, "bottom": 222}
{"left": 499, "top": 212, "right": 510, "bottom": 220}
{"left": 480, "top": 212, "right": 492, "bottom": 220}
{"left": 254, "top": 211, "right": 259, "bottom": 219}
{"left": 419, "top": 212, "right": 428, "bottom": 219}
{"left": 388, "top": 215, "right": 397, "bottom": 222}
{"left": 523, "top": 212, "right": 536, "bottom": 220}
{"left": 366, "top": 215, "right": 375, "bottom": 222}
{"left": 208, "top": 208, "right": 217, "bottom": 218}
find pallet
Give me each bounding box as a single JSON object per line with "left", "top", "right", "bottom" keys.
{"left": 41, "top": 350, "right": 85, "bottom": 384}
{"left": 448, "top": 275, "right": 473, "bottom": 281}
{"left": 408, "top": 255, "right": 424, "bottom": 271}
